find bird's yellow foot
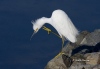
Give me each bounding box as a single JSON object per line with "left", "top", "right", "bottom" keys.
{"left": 54, "top": 52, "right": 65, "bottom": 58}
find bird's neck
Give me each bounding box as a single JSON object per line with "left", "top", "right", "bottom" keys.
{"left": 36, "top": 17, "right": 51, "bottom": 27}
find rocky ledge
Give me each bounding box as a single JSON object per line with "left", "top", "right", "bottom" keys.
{"left": 45, "top": 29, "right": 100, "bottom": 69}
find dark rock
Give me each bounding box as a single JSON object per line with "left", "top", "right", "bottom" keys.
{"left": 62, "top": 54, "right": 73, "bottom": 68}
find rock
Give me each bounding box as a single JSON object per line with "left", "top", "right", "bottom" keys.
{"left": 45, "top": 55, "right": 67, "bottom": 69}
{"left": 45, "top": 29, "right": 100, "bottom": 69}
{"left": 84, "top": 52, "right": 100, "bottom": 65}
{"left": 81, "top": 29, "right": 100, "bottom": 46}
{"left": 62, "top": 54, "right": 73, "bottom": 67}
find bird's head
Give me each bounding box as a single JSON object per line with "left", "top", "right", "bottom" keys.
{"left": 33, "top": 24, "right": 39, "bottom": 33}
{"left": 30, "top": 19, "right": 43, "bottom": 40}
{"left": 31, "top": 21, "right": 40, "bottom": 36}
{"left": 31, "top": 17, "right": 48, "bottom": 33}
{"left": 30, "top": 17, "right": 50, "bottom": 40}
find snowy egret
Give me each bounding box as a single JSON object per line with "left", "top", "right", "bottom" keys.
{"left": 31, "top": 9, "right": 78, "bottom": 42}
{"left": 31, "top": 9, "right": 79, "bottom": 57}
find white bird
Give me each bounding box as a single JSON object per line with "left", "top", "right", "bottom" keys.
{"left": 31, "top": 9, "right": 79, "bottom": 43}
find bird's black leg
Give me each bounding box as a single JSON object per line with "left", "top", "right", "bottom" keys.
{"left": 61, "top": 35, "right": 64, "bottom": 52}
{"left": 54, "top": 36, "right": 65, "bottom": 58}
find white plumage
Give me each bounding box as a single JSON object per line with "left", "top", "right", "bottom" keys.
{"left": 31, "top": 9, "right": 79, "bottom": 43}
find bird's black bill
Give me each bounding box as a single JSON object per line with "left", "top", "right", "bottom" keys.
{"left": 30, "top": 31, "right": 36, "bottom": 40}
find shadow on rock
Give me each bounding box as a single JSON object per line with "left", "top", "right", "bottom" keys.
{"left": 71, "top": 42, "right": 100, "bottom": 56}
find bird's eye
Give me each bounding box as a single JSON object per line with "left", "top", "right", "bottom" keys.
{"left": 35, "top": 28, "right": 38, "bottom": 32}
